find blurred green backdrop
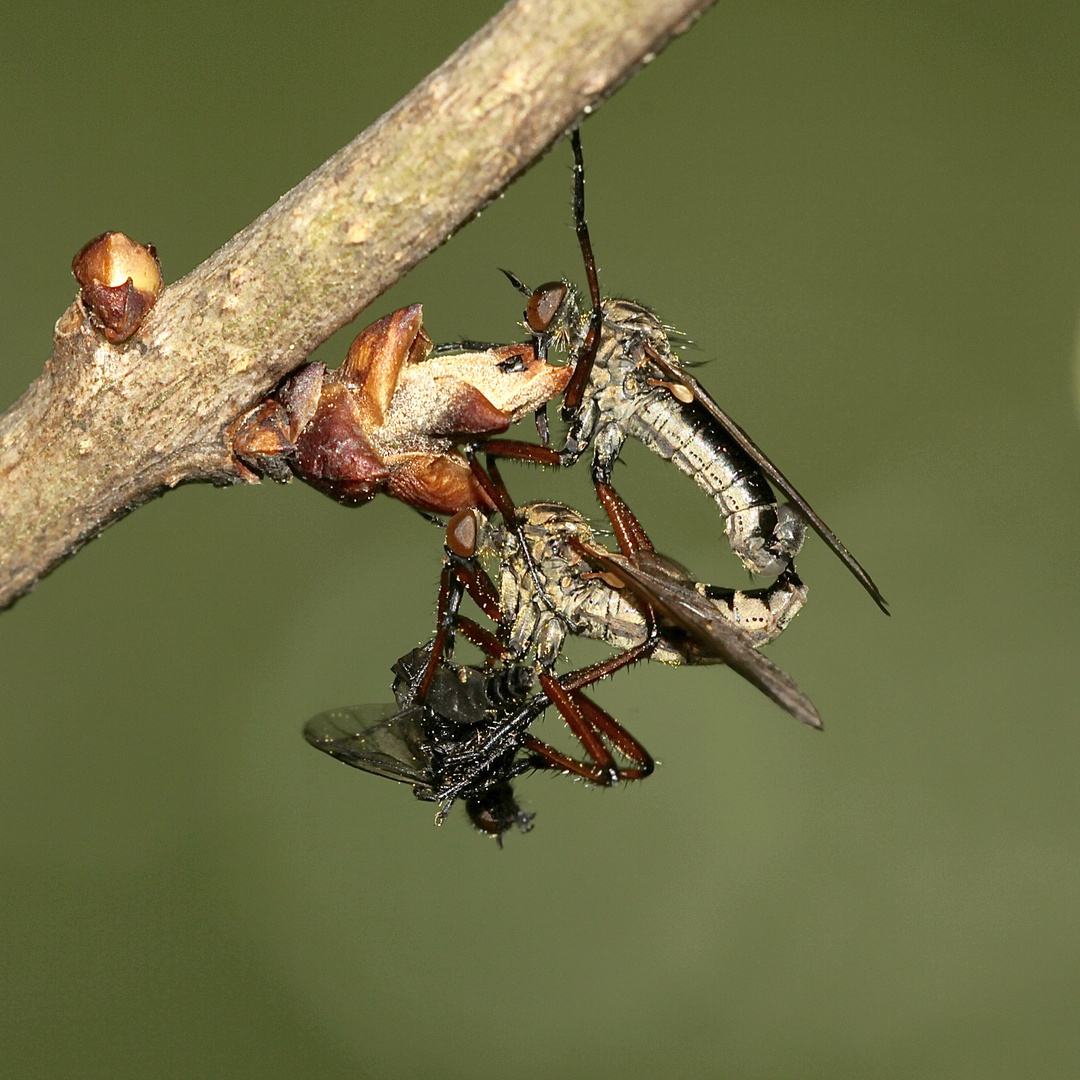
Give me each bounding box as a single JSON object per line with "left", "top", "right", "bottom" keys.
{"left": 3, "top": 2, "right": 1080, "bottom": 1077}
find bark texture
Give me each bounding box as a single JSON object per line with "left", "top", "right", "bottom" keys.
{"left": 0, "top": 0, "right": 716, "bottom": 610}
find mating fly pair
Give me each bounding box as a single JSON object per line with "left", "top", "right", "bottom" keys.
{"left": 247, "top": 130, "right": 886, "bottom": 839}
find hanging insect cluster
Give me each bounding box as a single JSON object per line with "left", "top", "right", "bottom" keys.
{"left": 232, "top": 131, "right": 887, "bottom": 844}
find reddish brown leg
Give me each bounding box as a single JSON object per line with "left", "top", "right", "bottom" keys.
{"left": 539, "top": 671, "right": 620, "bottom": 785}
{"left": 420, "top": 575, "right": 508, "bottom": 697}
{"left": 467, "top": 456, "right": 517, "bottom": 524}
{"left": 572, "top": 690, "right": 654, "bottom": 779}
{"left": 419, "top": 561, "right": 467, "bottom": 699}
{"left": 455, "top": 616, "right": 511, "bottom": 664}
{"left": 555, "top": 627, "right": 660, "bottom": 696}
{"left": 542, "top": 483, "right": 663, "bottom": 776}
{"left": 521, "top": 686, "right": 654, "bottom": 784}
{"left": 419, "top": 522, "right": 505, "bottom": 699}
{"left": 453, "top": 556, "right": 501, "bottom": 621}
{"left": 465, "top": 446, "right": 558, "bottom": 603}
{"left": 434, "top": 643, "right": 658, "bottom": 803}
{"left": 466, "top": 441, "right": 556, "bottom": 540}
{"left": 515, "top": 644, "right": 659, "bottom": 786}
{"left": 561, "top": 314, "right": 601, "bottom": 414}
{"left": 594, "top": 480, "right": 655, "bottom": 556}
{"left": 480, "top": 439, "right": 561, "bottom": 468}
{"left": 522, "top": 734, "right": 614, "bottom": 784}
{"left": 463, "top": 440, "right": 559, "bottom": 526}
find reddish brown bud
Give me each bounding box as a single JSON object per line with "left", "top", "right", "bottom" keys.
{"left": 292, "top": 381, "right": 389, "bottom": 507}
{"left": 72, "top": 231, "right": 163, "bottom": 342}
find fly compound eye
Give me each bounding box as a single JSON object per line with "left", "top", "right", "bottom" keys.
{"left": 466, "top": 782, "right": 534, "bottom": 841}
{"left": 446, "top": 509, "right": 479, "bottom": 559}
{"left": 526, "top": 282, "right": 568, "bottom": 334}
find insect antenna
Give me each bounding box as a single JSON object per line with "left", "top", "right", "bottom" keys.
{"left": 500, "top": 268, "right": 532, "bottom": 296}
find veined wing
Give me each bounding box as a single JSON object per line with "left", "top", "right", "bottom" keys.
{"left": 584, "top": 547, "right": 823, "bottom": 730}
{"left": 303, "top": 704, "right": 435, "bottom": 789}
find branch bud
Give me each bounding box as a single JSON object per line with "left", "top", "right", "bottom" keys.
{"left": 72, "top": 231, "right": 163, "bottom": 343}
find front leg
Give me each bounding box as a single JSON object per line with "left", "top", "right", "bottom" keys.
{"left": 559, "top": 395, "right": 600, "bottom": 467}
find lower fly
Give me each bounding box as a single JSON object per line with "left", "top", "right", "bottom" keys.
{"left": 435, "top": 458, "right": 822, "bottom": 743}
{"left": 489, "top": 501, "right": 808, "bottom": 668}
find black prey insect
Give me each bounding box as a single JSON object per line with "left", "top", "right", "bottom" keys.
{"left": 304, "top": 646, "right": 542, "bottom": 843}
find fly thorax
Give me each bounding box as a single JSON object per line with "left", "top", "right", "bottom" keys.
{"left": 426, "top": 667, "right": 494, "bottom": 728}
{"left": 530, "top": 531, "right": 569, "bottom": 578}
{"left": 521, "top": 505, "right": 593, "bottom": 565}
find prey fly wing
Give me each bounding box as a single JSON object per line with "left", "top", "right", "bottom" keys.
{"left": 303, "top": 704, "right": 435, "bottom": 790}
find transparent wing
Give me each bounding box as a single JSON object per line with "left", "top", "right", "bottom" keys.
{"left": 303, "top": 704, "right": 435, "bottom": 789}
{"left": 588, "top": 548, "right": 823, "bottom": 730}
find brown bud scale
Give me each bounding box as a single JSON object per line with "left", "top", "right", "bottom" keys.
{"left": 72, "top": 232, "right": 163, "bottom": 343}
{"left": 228, "top": 305, "right": 569, "bottom": 516}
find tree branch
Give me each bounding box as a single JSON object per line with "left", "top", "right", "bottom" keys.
{"left": 0, "top": 0, "right": 715, "bottom": 611}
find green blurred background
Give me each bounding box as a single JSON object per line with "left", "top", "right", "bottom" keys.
{"left": 3, "top": 2, "right": 1079, "bottom": 1076}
